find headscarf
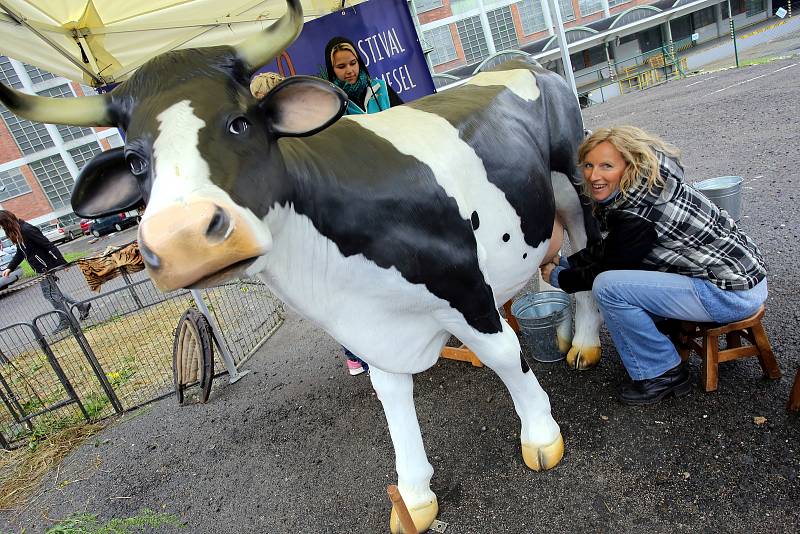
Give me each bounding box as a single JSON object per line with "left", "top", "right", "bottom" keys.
{"left": 323, "top": 36, "right": 372, "bottom": 102}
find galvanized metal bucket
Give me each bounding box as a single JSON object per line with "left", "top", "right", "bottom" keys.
{"left": 693, "top": 175, "right": 743, "bottom": 222}
{"left": 510, "top": 291, "right": 572, "bottom": 363}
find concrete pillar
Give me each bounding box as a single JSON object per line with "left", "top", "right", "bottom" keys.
{"left": 661, "top": 20, "right": 674, "bottom": 60}
{"left": 476, "top": 0, "right": 497, "bottom": 55}
{"left": 542, "top": 0, "right": 555, "bottom": 37}
{"left": 602, "top": 0, "right": 611, "bottom": 17}
{"left": 604, "top": 41, "right": 616, "bottom": 80}
{"left": 715, "top": 2, "right": 725, "bottom": 37}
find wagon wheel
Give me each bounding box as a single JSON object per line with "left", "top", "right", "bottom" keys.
{"left": 173, "top": 308, "right": 215, "bottom": 404}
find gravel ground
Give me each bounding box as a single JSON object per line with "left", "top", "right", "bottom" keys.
{"left": 2, "top": 57, "right": 799, "bottom": 534}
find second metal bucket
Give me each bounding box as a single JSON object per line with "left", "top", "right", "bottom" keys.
{"left": 510, "top": 291, "right": 572, "bottom": 363}
{"left": 693, "top": 175, "right": 743, "bottom": 222}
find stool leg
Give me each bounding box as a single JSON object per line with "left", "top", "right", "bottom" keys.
{"left": 788, "top": 369, "right": 800, "bottom": 412}
{"left": 749, "top": 323, "right": 781, "bottom": 379}
{"left": 702, "top": 334, "right": 719, "bottom": 392}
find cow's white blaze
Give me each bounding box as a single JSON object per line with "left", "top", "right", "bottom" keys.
{"left": 146, "top": 99, "right": 272, "bottom": 250}
{"left": 347, "top": 106, "right": 548, "bottom": 303}
{"left": 467, "top": 69, "right": 541, "bottom": 102}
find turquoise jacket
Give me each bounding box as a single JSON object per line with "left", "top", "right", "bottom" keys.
{"left": 345, "top": 78, "right": 391, "bottom": 115}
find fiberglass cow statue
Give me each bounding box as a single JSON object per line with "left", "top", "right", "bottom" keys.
{"left": 0, "top": 1, "right": 603, "bottom": 530}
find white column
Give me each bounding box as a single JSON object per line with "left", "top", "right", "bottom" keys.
{"left": 602, "top": 0, "right": 611, "bottom": 18}
{"left": 715, "top": 2, "right": 725, "bottom": 37}
{"left": 546, "top": 0, "right": 578, "bottom": 98}
{"left": 477, "top": 0, "right": 497, "bottom": 54}
{"left": 541, "top": 0, "right": 555, "bottom": 37}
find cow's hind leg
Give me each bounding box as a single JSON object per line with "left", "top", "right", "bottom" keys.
{"left": 552, "top": 171, "right": 603, "bottom": 370}
{"left": 370, "top": 368, "right": 438, "bottom": 534}
{"left": 448, "top": 318, "right": 564, "bottom": 471}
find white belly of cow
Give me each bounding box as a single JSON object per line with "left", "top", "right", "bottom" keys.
{"left": 252, "top": 205, "right": 454, "bottom": 373}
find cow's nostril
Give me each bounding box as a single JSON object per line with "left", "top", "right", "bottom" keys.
{"left": 139, "top": 242, "right": 161, "bottom": 269}
{"left": 206, "top": 205, "right": 231, "bottom": 241}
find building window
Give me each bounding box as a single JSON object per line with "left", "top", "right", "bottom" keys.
{"left": 746, "top": 0, "right": 765, "bottom": 16}
{"left": 0, "top": 168, "right": 32, "bottom": 201}
{"left": 579, "top": 0, "right": 604, "bottom": 16}
{"left": 68, "top": 142, "right": 103, "bottom": 171}
{"left": 692, "top": 6, "right": 716, "bottom": 28}
{"left": 456, "top": 16, "right": 490, "bottom": 64}
{"left": 517, "top": 0, "right": 548, "bottom": 35}
{"left": 414, "top": 0, "right": 444, "bottom": 13}
{"left": 608, "top": 0, "right": 628, "bottom": 6}
{"left": 36, "top": 85, "right": 95, "bottom": 142}
{"left": 488, "top": 6, "right": 519, "bottom": 52}
{"left": 28, "top": 154, "right": 74, "bottom": 209}
{"left": 559, "top": 0, "right": 576, "bottom": 22}
{"left": 0, "top": 108, "right": 54, "bottom": 155}
{"left": 0, "top": 57, "right": 23, "bottom": 88}
{"left": 24, "top": 63, "right": 56, "bottom": 85}
{"left": 570, "top": 45, "right": 606, "bottom": 70}
{"left": 105, "top": 133, "right": 124, "bottom": 148}
{"left": 425, "top": 25, "right": 459, "bottom": 66}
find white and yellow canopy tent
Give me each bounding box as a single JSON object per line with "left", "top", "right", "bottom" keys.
{"left": 0, "top": 0, "right": 365, "bottom": 86}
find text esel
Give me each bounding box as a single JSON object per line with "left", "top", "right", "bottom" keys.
{"left": 357, "top": 27, "right": 417, "bottom": 94}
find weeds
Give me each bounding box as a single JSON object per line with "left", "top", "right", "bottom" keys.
{"left": 45, "top": 509, "right": 183, "bottom": 533}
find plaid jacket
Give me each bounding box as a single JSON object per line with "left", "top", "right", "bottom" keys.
{"left": 559, "top": 151, "right": 766, "bottom": 293}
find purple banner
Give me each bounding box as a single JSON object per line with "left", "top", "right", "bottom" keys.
{"left": 255, "top": 0, "right": 435, "bottom": 102}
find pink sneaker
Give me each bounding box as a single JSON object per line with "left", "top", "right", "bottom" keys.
{"left": 346, "top": 358, "right": 366, "bottom": 376}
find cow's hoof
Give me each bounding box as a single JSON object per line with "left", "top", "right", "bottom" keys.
{"left": 566, "top": 345, "right": 601, "bottom": 370}
{"left": 557, "top": 335, "right": 572, "bottom": 355}
{"left": 389, "top": 497, "right": 438, "bottom": 534}
{"left": 522, "top": 433, "right": 564, "bottom": 471}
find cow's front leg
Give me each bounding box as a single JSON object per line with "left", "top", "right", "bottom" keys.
{"left": 370, "top": 368, "right": 438, "bottom": 534}
{"left": 453, "top": 320, "right": 564, "bottom": 471}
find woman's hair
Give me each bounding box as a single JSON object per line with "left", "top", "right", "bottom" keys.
{"left": 0, "top": 210, "right": 22, "bottom": 245}
{"left": 323, "top": 36, "right": 370, "bottom": 82}
{"left": 578, "top": 125, "right": 680, "bottom": 198}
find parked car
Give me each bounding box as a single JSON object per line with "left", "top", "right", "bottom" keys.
{"left": 88, "top": 212, "right": 139, "bottom": 237}
{"left": 80, "top": 218, "right": 92, "bottom": 235}
{"left": 59, "top": 219, "right": 84, "bottom": 241}
{"left": 0, "top": 246, "right": 22, "bottom": 291}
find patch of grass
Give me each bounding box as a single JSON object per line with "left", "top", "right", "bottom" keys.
{"left": 0, "top": 422, "right": 107, "bottom": 510}
{"left": 740, "top": 56, "right": 778, "bottom": 66}
{"left": 45, "top": 508, "right": 183, "bottom": 533}
{"left": 19, "top": 253, "right": 89, "bottom": 279}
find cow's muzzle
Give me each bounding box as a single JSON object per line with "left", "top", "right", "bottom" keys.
{"left": 139, "top": 201, "right": 268, "bottom": 291}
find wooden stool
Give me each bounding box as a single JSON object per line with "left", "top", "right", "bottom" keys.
{"left": 677, "top": 304, "right": 780, "bottom": 392}
{"left": 439, "top": 301, "right": 519, "bottom": 367}
{"left": 788, "top": 369, "right": 800, "bottom": 412}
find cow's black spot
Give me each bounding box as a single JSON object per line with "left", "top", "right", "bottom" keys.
{"left": 523, "top": 253, "right": 528, "bottom": 259}
{"left": 502, "top": 233, "right": 510, "bottom": 242}
{"left": 520, "top": 354, "right": 530, "bottom": 373}
{"left": 471, "top": 211, "right": 480, "bottom": 230}
{"left": 282, "top": 120, "right": 502, "bottom": 335}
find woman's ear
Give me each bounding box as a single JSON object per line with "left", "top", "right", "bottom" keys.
{"left": 258, "top": 76, "right": 347, "bottom": 137}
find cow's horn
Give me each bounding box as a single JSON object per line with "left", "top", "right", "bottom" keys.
{"left": 236, "top": 0, "right": 303, "bottom": 72}
{"left": 0, "top": 82, "right": 112, "bottom": 127}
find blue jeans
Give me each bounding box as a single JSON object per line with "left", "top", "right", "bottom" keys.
{"left": 592, "top": 270, "right": 767, "bottom": 380}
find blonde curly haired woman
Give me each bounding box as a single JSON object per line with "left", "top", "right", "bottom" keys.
{"left": 541, "top": 126, "right": 767, "bottom": 405}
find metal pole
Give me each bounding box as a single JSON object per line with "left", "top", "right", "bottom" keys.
{"left": 546, "top": 0, "right": 578, "bottom": 99}
{"left": 476, "top": 0, "right": 497, "bottom": 55}
{"left": 728, "top": 4, "right": 739, "bottom": 68}
{"left": 190, "top": 289, "right": 249, "bottom": 383}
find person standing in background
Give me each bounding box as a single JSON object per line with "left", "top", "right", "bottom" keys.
{"left": 323, "top": 36, "right": 403, "bottom": 115}
{"left": 0, "top": 210, "right": 91, "bottom": 333}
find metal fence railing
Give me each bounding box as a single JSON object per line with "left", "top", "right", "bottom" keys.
{"left": 0, "top": 249, "right": 284, "bottom": 449}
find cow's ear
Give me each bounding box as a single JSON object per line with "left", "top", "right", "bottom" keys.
{"left": 260, "top": 76, "right": 347, "bottom": 137}
{"left": 71, "top": 147, "right": 144, "bottom": 218}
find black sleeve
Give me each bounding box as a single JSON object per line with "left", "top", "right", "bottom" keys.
{"left": 7, "top": 246, "right": 24, "bottom": 272}
{"left": 387, "top": 85, "right": 403, "bottom": 107}
{"left": 557, "top": 211, "right": 658, "bottom": 293}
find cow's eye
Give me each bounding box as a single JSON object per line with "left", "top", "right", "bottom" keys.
{"left": 128, "top": 155, "right": 148, "bottom": 176}
{"left": 228, "top": 117, "right": 250, "bottom": 135}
